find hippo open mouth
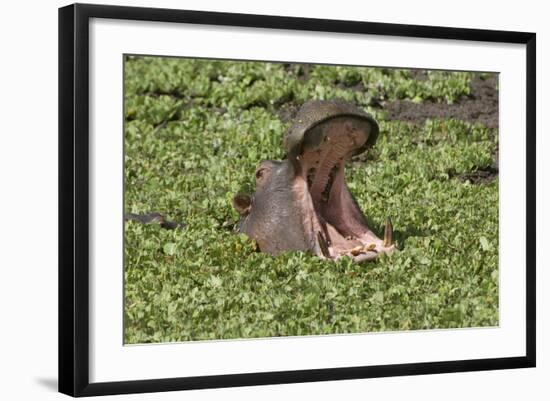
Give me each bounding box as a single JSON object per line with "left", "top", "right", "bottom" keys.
{"left": 233, "top": 100, "right": 395, "bottom": 262}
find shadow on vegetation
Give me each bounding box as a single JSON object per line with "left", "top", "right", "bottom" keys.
{"left": 392, "top": 227, "right": 434, "bottom": 250}
{"left": 446, "top": 166, "right": 499, "bottom": 184}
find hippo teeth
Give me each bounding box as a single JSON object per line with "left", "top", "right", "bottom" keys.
{"left": 307, "top": 167, "right": 316, "bottom": 188}
{"left": 350, "top": 243, "right": 377, "bottom": 256}
{"left": 383, "top": 217, "right": 393, "bottom": 247}
{"left": 321, "top": 164, "right": 340, "bottom": 202}
{"left": 317, "top": 231, "right": 331, "bottom": 258}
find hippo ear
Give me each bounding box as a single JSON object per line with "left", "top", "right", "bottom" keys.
{"left": 233, "top": 193, "right": 252, "bottom": 215}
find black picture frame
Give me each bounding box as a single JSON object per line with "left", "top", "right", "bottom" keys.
{"left": 59, "top": 3, "right": 536, "bottom": 397}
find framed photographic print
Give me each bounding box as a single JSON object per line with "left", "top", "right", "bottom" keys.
{"left": 58, "top": 3, "right": 536, "bottom": 397}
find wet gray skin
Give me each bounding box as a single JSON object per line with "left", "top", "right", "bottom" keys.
{"left": 233, "top": 100, "right": 395, "bottom": 262}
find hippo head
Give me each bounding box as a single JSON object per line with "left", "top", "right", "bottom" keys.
{"left": 233, "top": 100, "right": 395, "bottom": 262}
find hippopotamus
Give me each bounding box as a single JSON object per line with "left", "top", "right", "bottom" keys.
{"left": 232, "top": 100, "right": 395, "bottom": 262}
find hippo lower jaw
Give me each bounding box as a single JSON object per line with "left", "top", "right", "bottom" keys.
{"left": 292, "top": 116, "right": 395, "bottom": 262}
